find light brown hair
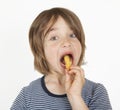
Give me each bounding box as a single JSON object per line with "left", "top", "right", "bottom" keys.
{"left": 29, "top": 7, "right": 86, "bottom": 74}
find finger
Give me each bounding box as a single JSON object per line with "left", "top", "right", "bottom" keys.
{"left": 69, "top": 68, "right": 85, "bottom": 77}
{"left": 68, "top": 68, "right": 85, "bottom": 84}
{"left": 70, "top": 66, "right": 84, "bottom": 72}
{"left": 65, "top": 72, "right": 72, "bottom": 91}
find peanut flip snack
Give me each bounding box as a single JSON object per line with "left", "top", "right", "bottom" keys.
{"left": 64, "top": 55, "right": 72, "bottom": 70}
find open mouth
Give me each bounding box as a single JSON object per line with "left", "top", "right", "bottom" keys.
{"left": 60, "top": 54, "right": 73, "bottom": 68}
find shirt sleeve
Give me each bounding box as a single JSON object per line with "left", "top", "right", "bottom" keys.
{"left": 10, "top": 87, "right": 27, "bottom": 110}
{"left": 88, "top": 83, "right": 112, "bottom": 110}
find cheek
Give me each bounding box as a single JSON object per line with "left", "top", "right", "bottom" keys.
{"left": 74, "top": 42, "right": 82, "bottom": 59}
{"left": 78, "top": 43, "right": 82, "bottom": 55}
{"left": 75, "top": 40, "right": 82, "bottom": 52}
{"left": 79, "top": 44, "right": 82, "bottom": 57}
{"left": 44, "top": 44, "right": 57, "bottom": 63}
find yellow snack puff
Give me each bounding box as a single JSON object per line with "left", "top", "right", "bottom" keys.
{"left": 64, "top": 55, "right": 72, "bottom": 70}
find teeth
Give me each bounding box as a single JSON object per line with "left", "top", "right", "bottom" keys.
{"left": 64, "top": 55, "right": 72, "bottom": 70}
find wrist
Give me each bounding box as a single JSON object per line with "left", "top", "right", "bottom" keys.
{"left": 67, "top": 94, "right": 89, "bottom": 110}
{"left": 67, "top": 94, "right": 82, "bottom": 105}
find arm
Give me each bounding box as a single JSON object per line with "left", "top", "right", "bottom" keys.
{"left": 65, "top": 66, "right": 89, "bottom": 110}
{"left": 67, "top": 94, "right": 89, "bottom": 110}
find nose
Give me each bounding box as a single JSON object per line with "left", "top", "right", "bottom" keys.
{"left": 62, "top": 39, "right": 71, "bottom": 48}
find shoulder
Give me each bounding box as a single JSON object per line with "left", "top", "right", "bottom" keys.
{"left": 28, "top": 77, "right": 42, "bottom": 87}
{"left": 82, "top": 79, "right": 112, "bottom": 109}
{"left": 10, "top": 77, "right": 43, "bottom": 109}
{"left": 84, "top": 78, "right": 106, "bottom": 90}
{"left": 82, "top": 78, "right": 107, "bottom": 103}
{"left": 83, "top": 78, "right": 107, "bottom": 96}
{"left": 18, "top": 77, "right": 43, "bottom": 97}
{"left": 23, "top": 77, "right": 43, "bottom": 93}
{"left": 84, "top": 79, "right": 109, "bottom": 98}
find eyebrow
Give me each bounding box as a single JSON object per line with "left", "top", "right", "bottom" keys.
{"left": 46, "top": 27, "right": 58, "bottom": 36}
{"left": 49, "top": 27, "right": 58, "bottom": 32}
{"left": 45, "top": 27, "right": 57, "bottom": 39}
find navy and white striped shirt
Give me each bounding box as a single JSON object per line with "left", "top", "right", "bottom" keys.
{"left": 11, "top": 76, "right": 112, "bottom": 110}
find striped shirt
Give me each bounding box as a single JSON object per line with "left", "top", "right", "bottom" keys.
{"left": 11, "top": 76, "right": 112, "bottom": 110}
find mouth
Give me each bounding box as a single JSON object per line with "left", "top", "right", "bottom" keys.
{"left": 60, "top": 53, "right": 73, "bottom": 69}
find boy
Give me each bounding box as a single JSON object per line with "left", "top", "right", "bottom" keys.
{"left": 11, "top": 7, "right": 112, "bottom": 110}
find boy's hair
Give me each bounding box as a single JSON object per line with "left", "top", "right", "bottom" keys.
{"left": 29, "top": 7, "right": 86, "bottom": 74}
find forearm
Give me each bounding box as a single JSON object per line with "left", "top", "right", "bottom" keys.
{"left": 68, "top": 95, "right": 89, "bottom": 110}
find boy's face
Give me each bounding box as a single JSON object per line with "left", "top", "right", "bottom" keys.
{"left": 44, "top": 17, "right": 82, "bottom": 74}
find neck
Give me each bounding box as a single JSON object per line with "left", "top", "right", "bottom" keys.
{"left": 46, "top": 71, "right": 66, "bottom": 86}
{"left": 44, "top": 71, "right": 66, "bottom": 95}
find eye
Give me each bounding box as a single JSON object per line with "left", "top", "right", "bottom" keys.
{"left": 70, "top": 33, "right": 76, "bottom": 38}
{"left": 50, "top": 36, "right": 58, "bottom": 41}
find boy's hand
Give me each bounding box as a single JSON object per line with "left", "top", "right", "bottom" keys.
{"left": 65, "top": 66, "right": 85, "bottom": 97}
{"left": 65, "top": 66, "right": 88, "bottom": 110}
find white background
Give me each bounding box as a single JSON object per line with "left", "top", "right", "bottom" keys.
{"left": 0, "top": 0, "right": 120, "bottom": 109}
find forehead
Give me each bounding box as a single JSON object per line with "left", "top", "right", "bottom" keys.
{"left": 45, "top": 16, "right": 72, "bottom": 35}
{"left": 51, "top": 17, "right": 71, "bottom": 30}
